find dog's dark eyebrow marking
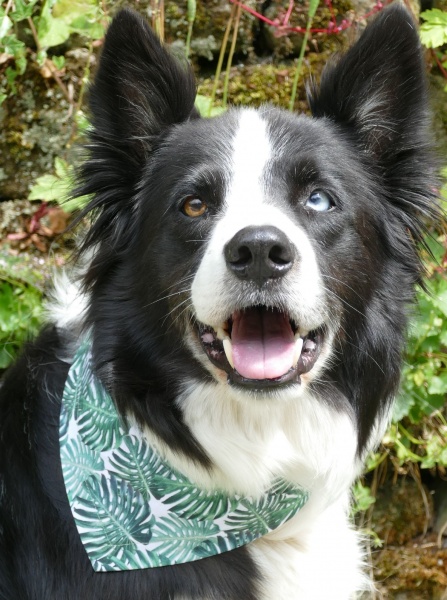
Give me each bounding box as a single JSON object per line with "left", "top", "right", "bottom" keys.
{"left": 182, "top": 164, "right": 227, "bottom": 188}
{"left": 267, "top": 155, "right": 321, "bottom": 188}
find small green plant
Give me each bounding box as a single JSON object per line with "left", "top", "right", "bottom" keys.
{"left": 0, "top": 251, "right": 44, "bottom": 369}
{"left": 185, "top": 0, "right": 196, "bottom": 58}
{"left": 289, "top": 0, "right": 320, "bottom": 111}
{"left": 420, "top": 8, "right": 447, "bottom": 91}
{"left": 28, "top": 157, "right": 90, "bottom": 212}
{"left": 420, "top": 8, "right": 447, "bottom": 49}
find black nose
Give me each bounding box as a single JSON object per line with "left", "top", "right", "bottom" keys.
{"left": 224, "top": 226, "right": 295, "bottom": 285}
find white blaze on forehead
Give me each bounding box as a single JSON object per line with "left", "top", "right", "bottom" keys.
{"left": 228, "top": 109, "right": 272, "bottom": 206}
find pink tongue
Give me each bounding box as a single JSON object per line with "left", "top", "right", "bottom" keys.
{"left": 231, "top": 307, "right": 295, "bottom": 380}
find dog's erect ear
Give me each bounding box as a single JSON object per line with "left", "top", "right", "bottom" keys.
{"left": 75, "top": 10, "right": 198, "bottom": 288}
{"left": 309, "top": 5, "right": 428, "bottom": 160}
{"left": 89, "top": 8, "right": 198, "bottom": 166}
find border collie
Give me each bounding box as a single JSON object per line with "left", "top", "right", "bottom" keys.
{"left": 0, "top": 5, "right": 438, "bottom": 599}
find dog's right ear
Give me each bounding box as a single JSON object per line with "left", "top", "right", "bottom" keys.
{"left": 88, "top": 8, "right": 198, "bottom": 171}
{"left": 75, "top": 10, "right": 198, "bottom": 287}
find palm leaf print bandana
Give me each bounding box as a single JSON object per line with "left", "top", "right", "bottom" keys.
{"left": 60, "top": 338, "right": 310, "bottom": 572}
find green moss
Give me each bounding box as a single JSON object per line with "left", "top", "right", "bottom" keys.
{"left": 197, "top": 46, "right": 332, "bottom": 112}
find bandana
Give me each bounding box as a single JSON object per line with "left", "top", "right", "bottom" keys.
{"left": 60, "top": 338, "right": 309, "bottom": 572}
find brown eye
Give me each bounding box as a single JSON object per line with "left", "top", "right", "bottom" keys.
{"left": 181, "top": 196, "right": 208, "bottom": 218}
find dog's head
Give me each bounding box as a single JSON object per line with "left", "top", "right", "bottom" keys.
{"left": 76, "top": 6, "right": 437, "bottom": 457}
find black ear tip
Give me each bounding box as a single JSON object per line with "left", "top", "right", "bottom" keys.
{"left": 373, "top": 2, "right": 418, "bottom": 31}
{"left": 109, "top": 7, "right": 145, "bottom": 27}
{"left": 104, "top": 8, "right": 152, "bottom": 42}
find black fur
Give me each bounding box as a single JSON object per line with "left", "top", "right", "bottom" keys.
{"left": 0, "top": 6, "right": 438, "bottom": 599}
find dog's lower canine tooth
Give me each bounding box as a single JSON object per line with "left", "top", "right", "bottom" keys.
{"left": 293, "top": 337, "right": 304, "bottom": 368}
{"left": 216, "top": 327, "right": 227, "bottom": 341}
{"left": 223, "top": 338, "right": 234, "bottom": 369}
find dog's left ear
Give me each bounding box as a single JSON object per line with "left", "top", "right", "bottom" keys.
{"left": 309, "top": 5, "right": 428, "bottom": 162}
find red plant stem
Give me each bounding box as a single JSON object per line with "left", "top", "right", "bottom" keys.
{"left": 228, "top": 0, "right": 389, "bottom": 35}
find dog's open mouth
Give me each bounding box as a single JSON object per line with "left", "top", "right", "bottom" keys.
{"left": 197, "top": 306, "right": 324, "bottom": 388}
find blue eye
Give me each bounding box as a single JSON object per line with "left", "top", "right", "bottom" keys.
{"left": 305, "top": 191, "right": 333, "bottom": 212}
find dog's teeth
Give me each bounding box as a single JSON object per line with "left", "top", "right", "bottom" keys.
{"left": 216, "top": 326, "right": 230, "bottom": 340}
{"left": 299, "top": 330, "right": 309, "bottom": 338}
{"left": 222, "top": 337, "right": 234, "bottom": 369}
{"left": 293, "top": 337, "right": 304, "bottom": 368}
{"left": 216, "top": 327, "right": 226, "bottom": 341}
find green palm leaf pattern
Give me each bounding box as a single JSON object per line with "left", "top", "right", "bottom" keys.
{"left": 74, "top": 474, "right": 153, "bottom": 562}
{"left": 193, "top": 530, "right": 257, "bottom": 559}
{"left": 224, "top": 487, "right": 308, "bottom": 535}
{"left": 62, "top": 338, "right": 93, "bottom": 419}
{"left": 60, "top": 338, "right": 310, "bottom": 572}
{"left": 60, "top": 437, "right": 104, "bottom": 502}
{"left": 77, "top": 373, "right": 124, "bottom": 451}
{"left": 108, "top": 434, "right": 170, "bottom": 501}
{"left": 150, "top": 471, "right": 238, "bottom": 520}
{"left": 151, "top": 513, "right": 220, "bottom": 564}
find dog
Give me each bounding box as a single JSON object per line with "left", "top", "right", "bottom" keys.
{"left": 0, "top": 4, "right": 438, "bottom": 599}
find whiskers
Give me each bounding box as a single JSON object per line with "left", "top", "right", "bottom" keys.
{"left": 142, "top": 274, "right": 195, "bottom": 309}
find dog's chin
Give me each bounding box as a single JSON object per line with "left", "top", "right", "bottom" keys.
{"left": 191, "top": 304, "right": 326, "bottom": 392}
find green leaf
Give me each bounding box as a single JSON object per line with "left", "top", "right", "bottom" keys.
{"left": 0, "top": 278, "right": 43, "bottom": 368}
{"left": 28, "top": 173, "right": 70, "bottom": 202}
{"left": 36, "top": 0, "right": 105, "bottom": 48}
{"left": 60, "top": 437, "right": 104, "bottom": 502}
{"left": 427, "top": 373, "right": 447, "bottom": 395}
{"left": 70, "top": 15, "right": 104, "bottom": 39}
{"left": 2, "top": 34, "right": 26, "bottom": 58}
{"left": 0, "top": 15, "right": 12, "bottom": 38}
{"left": 76, "top": 371, "right": 124, "bottom": 451}
{"left": 224, "top": 482, "right": 308, "bottom": 535}
{"left": 74, "top": 474, "right": 153, "bottom": 562}
{"left": 12, "top": 0, "right": 39, "bottom": 22}
{"left": 108, "top": 435, "right": 169, "bottom": 502}
{"left": 432, "top": 289, "right": 447, "bottom": 318}
{"left": 15, "top": 55, "right": 27, "bottom": 74}
{"left": 54, "top": 156, "right": 70, "bottom": 178}
{"left": 51, "top": 55, "right": 65, "bottom": 69}
{"left": 308, "top": 0, "right": 320, "bottom": 20}
{"left": 151, "top": 513, "right": 220, "bottom": 564}
{"left": 351, "top": 481, "right": 376, "bottom": 515}
{"left": 36, "top": 49, "right": 47, "bottom": 67}
{"left": 52, "top": 0, "right": 100, "bottom": 22}
{"left": 36, "top": 5, "right": 71, "bottom": 48}
{"left": 151, "top": 471, "right": 238, "bottom": 520}
{"left": 28, "top": 158, "right": 90, "bottom": 211}
{"left": 195, "top": 94, "right": 225, "bottom": 118}
{"left": 6, "top": 68, "right": 17, "bottom": 93}
{"left": 420, "top": 9, "right": 447, "bottom": 48}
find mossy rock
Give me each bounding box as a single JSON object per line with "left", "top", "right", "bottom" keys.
{"left": 197, "top": 49, "right": 331, "bottom": 113}
{"left": 369, "top": 478, "right": 433, "bottom": 546}
{"left": 373, "top": 533, "right": 447, "bottom": 599}
{"left": 0, "top": 47, "right": 92, "bottom": 201}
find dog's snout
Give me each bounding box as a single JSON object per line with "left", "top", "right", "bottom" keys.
{"left": 224, "top": 226, "right": 295, "bottom": 285}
